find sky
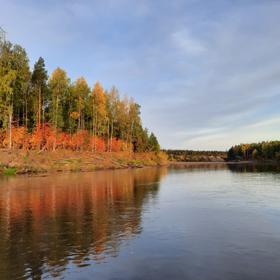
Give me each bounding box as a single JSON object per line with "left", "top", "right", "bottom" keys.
{"left": 1, "top": 0, "right": 280, "bottom": 150}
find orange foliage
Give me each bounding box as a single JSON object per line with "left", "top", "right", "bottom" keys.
{"left": 0, "top": 124, "right": 131, "bottom": 152}
{"left": 0, "top": 130, "right": 5, "bottom": 148}
{"left": 69, "top": 111, "right": 80, "bottom": 120}
{"left": 57, "top": 132, "right": 71, "bottom": 149}
{"left": 3, "top": 127, "right": 29, "bottom": 149}
{"left": 43, "top": 125, "right": 57, "bottom": 150}
{"left": 30, "top": 126, "right": 43, "bottom": 149}
{"left": 90, "top": 136, "right": 106, "bottom": 152}
{"left": 70, "top": 130, "right": 88, "bottom": 150}
{"left": 96, "top": 137, "right": 106, "bottom": 152}
{"left": 111, "top": 137, "right": 125, "bottom": 152}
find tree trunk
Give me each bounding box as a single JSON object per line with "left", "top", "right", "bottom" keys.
{"left": 94, "top": 114, "right": 98, "bottom": 152}
{"left": 38, "top": 86, "right": 41, "bottom": 128}
{"left": 8, "top": 105, "right": 12, "bottom": 149}
{"left": 130, "top": 121, "right": 134, "bottom": 154}
{"left": 110, "top": 121, "right": 114, "bottom": 152}
{"left": 25, "top": 94, "right": 28, "bottom": 128}
{"left": 91, "top": 106, "right": 95, "bottom": 152}
{"left": 53, "top": 96, "right": 58, "bottom": 151}
{"left": 78, "top": 104, "right": 81, "bottom": 130}
{"left": 42, "top": 96, "right": 45, "bottom": 124}
{"left": 107, "top": 119, "right": 110, "bottom": 151}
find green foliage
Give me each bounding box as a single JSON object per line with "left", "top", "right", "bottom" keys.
{"left": 48, "top": 67, "right": 70, "bottom": 130}
{"left": 31, "top": 57, "right": 48, "bottom": 127}
{"left": 227, "top": 141, "right": 280, "bottom": 161}
{"left": 0, "top": 41, "right": 17, "bottom": 127}
{"left": 3, "top": 167, "right": 17, "bottom": 175}
{"left": 148, "top": 133, "right": 160, "bottom": 152}
{"left": 164, "top": 149, "right": 227, "bottom": 162}
{"left": 0, "top": 39, "right": 160, "bottom": 152}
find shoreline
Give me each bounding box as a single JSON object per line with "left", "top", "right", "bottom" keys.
{"left": 169, "top": 161, "right": 252, "bottom": 165}
{"left": 1, "top": 150, "right": 279, "bottom": 176}
{"left": 168, "top": 160, "right": 280, "bottom": 167}
{"left": 0, "top": 150, "right": 168, "bottom": 175}
{"left": 169, "top": 160, "right": 279, "bottom": 164}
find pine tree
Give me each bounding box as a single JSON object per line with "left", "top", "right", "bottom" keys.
{"left": 31, "top": 57, "right": 48, "bottom": 128}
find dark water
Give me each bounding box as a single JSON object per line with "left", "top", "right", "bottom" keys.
{"left": 0, "top": 164, "right": 280, "bottom": 279}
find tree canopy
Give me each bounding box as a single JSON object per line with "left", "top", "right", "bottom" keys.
{"left": 227, "top": 141, "right": 280, "bottom": 161}
{"left": 0, "top": 39, "right": 160, "bottom": 152}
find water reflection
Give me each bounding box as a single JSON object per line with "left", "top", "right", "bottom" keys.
{"left": 0, "top": 168, "right": 167, "bottom": 279}
{"left": 169, "top": 162, "right": 229, "bottom": 173}
{"left": 169, "top": 162, "right": 280, "bottom": 174}
{"left": 227, "top": 163, "right": 280, "bottom": 173}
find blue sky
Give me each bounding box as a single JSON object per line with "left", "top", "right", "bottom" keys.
{"left": 1, "top": 0, "right": 280, "bottom": 150}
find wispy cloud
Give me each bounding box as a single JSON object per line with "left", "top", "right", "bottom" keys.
{"left": 1, "top": 0, "right": 280, "bottom": 150}
{"left": 171, "top": 29, "right": 206, "bottom": 55}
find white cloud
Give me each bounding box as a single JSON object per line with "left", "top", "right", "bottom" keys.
{"left": 171, "top": 29, "right": 206, "bottom": 55}
{"left": 2, "top": 0, "right": 280, "bottom": 150}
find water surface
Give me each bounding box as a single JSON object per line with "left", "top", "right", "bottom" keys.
{"left": 0, "top": 164, "right": 280, "bottom": 279}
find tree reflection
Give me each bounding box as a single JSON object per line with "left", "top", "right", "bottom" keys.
{"left": 0, "top": 168, "right": 167, "bottom": 279}
{"left": 227, "top": 163, "right": 280, "bottom": 173}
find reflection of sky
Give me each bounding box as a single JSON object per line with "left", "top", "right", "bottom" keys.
{"left": 62, "top": 168, "right": 280, "bottom": 279}
{"left": 2, "top": 0, "right": 280, "bottom": 149}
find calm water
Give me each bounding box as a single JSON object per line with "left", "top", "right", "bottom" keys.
{"left": 0, "top": 164, "right": 280, "bottom": 279}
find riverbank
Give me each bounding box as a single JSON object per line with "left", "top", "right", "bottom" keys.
{"left": 0, "top": 149, "right": 168, "bottom": 175}
{"left": 169, "top": 160, "right": 280, "bottom": 172}
{"left": 169, "top": 161, "right": 253, "bottom": 165}
{"left": 163, "top": 149, "right": 227, "bottom": 162}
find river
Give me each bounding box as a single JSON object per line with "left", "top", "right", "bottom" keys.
{"left": 0, "top": 163, "right": 280, "bottom": 279}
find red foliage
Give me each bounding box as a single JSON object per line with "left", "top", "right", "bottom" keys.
{"left": 30, "top": 127, "right": 43, "bottom": 149}
{"left": 111, "top": 137, "right": 124, "bottom": 152}
{"left": 0, "top": 130, "right": 5, "bottom": 148}
{"left": 96, "top": 137, "right": 106, "bottom": 152}
{"left": 70, "top": 130, "right": 89, "bottom": 150}
{"left": 3, "top": 127, "right": 29, "bottom": 149}
{"left": 57, "top": 132, "right": 71, "bottom": 149}
{"left": 90, "top": 136, "right": 106, "bottom": 152}
{"left": 0, "top": 125, "right": 130, "bottom": 152}
{"left": 43, "top": 125, "right": 57, "bottom": 150}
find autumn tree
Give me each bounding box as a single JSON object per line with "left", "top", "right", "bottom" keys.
{"left": 227, "top": 141, "right": 280, "bottom": 161}
{"left": 0, "top": 38, "right": 161, "bottom": 153}
{"left": 72, "top": 77, "right": 90, "bottom": 130}
{"left": 0, "top": 41, "right": 30, "bottom": 148}
{"left": 115, "top": 95, "right": 129, "bottom": 142}
{"left": 11, "top": 44, "right": 31, "bottom": 129}
{"left": 91, "top": 82, "right": 107, "bottom": 150}
{"left": 107, "top": 86, "right": 119, "bottom": 151}
{"left": 31, "top": 57, "right": 48, "bottom": 128}
{"left": 48, "top": 68, "right": 69, "bottom": 149}
{"left": 128, "top": 100, "right": 142, "bottom": 146}
{"left": 0, "top": 41, "right": 16, "bottom": 149}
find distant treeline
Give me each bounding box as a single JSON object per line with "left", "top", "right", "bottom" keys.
{"left": 0, "top": 38, "right": 160, "bottom": 152}
{"left": 228, "top": 141, "right": 280, "bottom": 161}
{"left": 163, "top": 150, "right": 227, "bottom": 162}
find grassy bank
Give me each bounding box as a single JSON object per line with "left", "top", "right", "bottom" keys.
{"left": 0, "top": 149, "right": 168, "bottom": 175}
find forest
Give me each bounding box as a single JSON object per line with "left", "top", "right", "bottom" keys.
{"left": 164, "top": 149, "right": 227, "bottom": 162}
{"left": 227, "top": 141, "right": 280, "bottom": 161}
{"left": 0, "top": 39, "right": 160, "bottom": 153}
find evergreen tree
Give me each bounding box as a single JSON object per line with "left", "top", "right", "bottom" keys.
{"left": 148, "top": 132, "right": 160, "bottom": 152}
{"left": 31, "top": 57, "right": 48, "bottom": 128}
{"left": 0, "top": 39, "right": 160, "bottom": 152}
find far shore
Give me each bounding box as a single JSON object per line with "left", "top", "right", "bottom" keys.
{"left": 169, "top": 161, "right": 253, "bottom": 165}
{"left": 169, "top": 160, "right": 280, "bottom": 166}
